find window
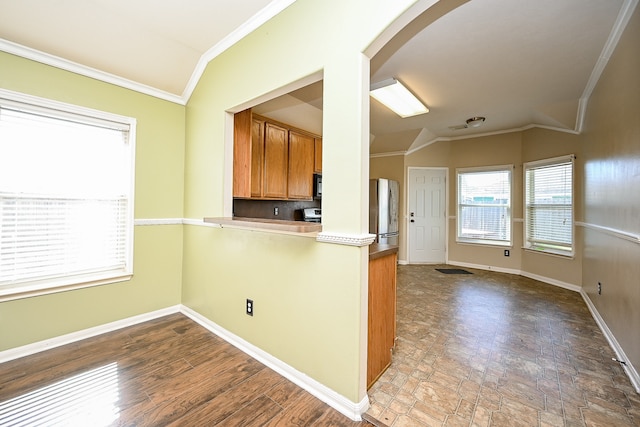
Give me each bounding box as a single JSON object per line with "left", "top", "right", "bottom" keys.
{"left": 524, "top": 155, "right": 574, "bottom": 256}
{"left": 0, "top": 89, "right": 135, "bottom": 301}
{"left": 457, "top": 166, "right": 512, "bottom": 246}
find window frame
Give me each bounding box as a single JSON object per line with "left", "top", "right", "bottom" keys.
{"left": 456, "top": 165, "right": 513, "bottom": 247}
{"left": 523, "top": 155, "right": 575, "bottom": 257}
{"left": 0, "top": 88, "right": 136, "bottom": 302}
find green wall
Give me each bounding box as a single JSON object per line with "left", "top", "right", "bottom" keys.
{"left": 0, "top": 0, "right": 450, "bottom": 407}
{"left": 0, "top": 51, "right": 185, "bottom": 349}
{"left": 181, "top": 0, "right": 421, "bottom": 403}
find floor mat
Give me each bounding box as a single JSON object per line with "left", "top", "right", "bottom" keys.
{"left": 435, "top": 268, "right": 472, "bottom": 274}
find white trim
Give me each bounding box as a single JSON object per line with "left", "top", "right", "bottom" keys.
{"left": 316, "top": 232, "right": 376, "bottom": 247}
{"left": 447, "top": 260, "right": 520, "bottom": 276}
{"left": 132, "top": 218, "right": 222, "bottom": 228}
{"left": 0, "top": 306, "right": 180, "bottom": 363}
{"left": 0, "top": 1, "right": 295, "bottom": 105}
{"left": 182, "top": 0, "right": 297, "bottom": 101}
{"left": 520, "top": 271, "right": 581, "bottom": 293}
{"left": 370, "top": 151, "right": 406, "bottom": 158}
{"left": 580, "top": 290, "right": 640, "bottom": 393}
{"left": 577, "top": 221, "right": 640, "bottom": 245}
{"left": 183, "top": 218, "right": 222, "bottom": 228}
{"left": 576, "top": 0, "right": 639, "bottom": 132}
{"left": 180, "top": 305, "right": 369, "bottom": 421}
{"left": 134, "top": 218, "right": 184, "bottom": 226}
{"left": 402, "top": 124, "right": 579, "bottom": 157}
{"left": 0, "top": 39, "right": 184, "bottom": 105}
{"left": 447, "top": 260, "right": 581, "bottom": 292}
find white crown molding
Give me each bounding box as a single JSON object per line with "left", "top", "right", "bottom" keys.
{"left": 182, "top": 0, "right": 297, "bottom": 101}
{"left": 400, "top": 124, "right": 579, "bottom": 157}
{"left": 316, "top": 232, "right": 376, "bottom": 247}
{"left": 0, "top": 306, "right": 181, "bottom": 364}
{"left": 576, "top": 0, "right": 639, "bottom": 133}
{"left": 0, "top": 1, "right": 297, "bottom": 106}
{"left": 0, "top": 38, "right": 185, "bottom": 105}
{"left": 377, "top": 0, "right": 639, "bottom": 160}
{"left": 370, "top": 151, "right": 406, "bottom": 158}
{"left": 180, "top": 305, "right": 369, "bottom": 421}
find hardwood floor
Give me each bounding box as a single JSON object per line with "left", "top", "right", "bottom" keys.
{"left": 0, "top": 314, "right": 372, "bottom": 426}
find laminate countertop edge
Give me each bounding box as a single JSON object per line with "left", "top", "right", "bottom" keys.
{"left": 203, "top": 217, "right": 322, "bottom": 235}
{"left": 369, "top": 244, "right": 399, "bottom": 260}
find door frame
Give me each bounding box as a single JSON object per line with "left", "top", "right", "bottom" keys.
{"left": 406, "top": 166, "right": 449, "bottom": 264}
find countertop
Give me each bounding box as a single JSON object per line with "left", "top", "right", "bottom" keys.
{"left": 203, "top": 217, "right": 322, "bottom": 234}
{"left": 369, "top": 243, "right": 399, "bottom": 260}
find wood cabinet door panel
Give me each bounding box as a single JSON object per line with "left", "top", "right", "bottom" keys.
{"left": 263, "top": 123, "right": 288, "bottom": 199}
{"left": 233, "top": 109, "right": 253, "bottom": 198}
{"left": 367, "top": 253, "right": 397, "bottom": 389}
{"left": 314, "top": 138, "right": 322, "bottom": 173}
{"left": 288, "top": 131, "right": 314, "bottom": 199}
{"left": 250, "top": 119, "right": 265, "bottom": 197}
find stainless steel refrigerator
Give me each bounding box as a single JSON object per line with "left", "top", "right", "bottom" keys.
{"left": 369, "top": 178, "right": 399, "bottom": 245}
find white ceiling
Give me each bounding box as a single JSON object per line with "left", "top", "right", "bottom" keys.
{"left": 0, "top": 0, "right": 293, "bottom": 98}
{"left": 0, "top": 0, "right": 635, "bottom": 154}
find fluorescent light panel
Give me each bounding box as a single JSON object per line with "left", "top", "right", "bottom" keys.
{"left": 370, "top": 78, "right": 428, "bottom": 118}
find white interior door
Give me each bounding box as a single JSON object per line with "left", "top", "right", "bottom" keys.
{"left": 408, "top": 168, "right": 446, "bottom": 263}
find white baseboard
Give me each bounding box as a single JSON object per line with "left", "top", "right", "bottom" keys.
{"left": 179, "top": 305, "right": 369, "bottom": 421}
{"left": 447, "top": 260, "right": 521, "bottom": 276}
{"left": 0, "top": 305, "right": 181, "bottom": 364}
{"left": 519, "top": 271, "right": 582, "bottom": 292}
{"left": 580, "top": 291, "right": 640, "bottom": 393}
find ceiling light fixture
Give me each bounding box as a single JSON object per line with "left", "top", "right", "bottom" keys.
{"left": 466, "top": 116, "right": 486, "bottom": 128}
{"left": 370, "top": 78, "right": 429, "bottom": 118}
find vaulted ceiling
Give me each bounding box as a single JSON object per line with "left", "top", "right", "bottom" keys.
{"left": 1, "top": 0, "right": 635, "bottom": 155}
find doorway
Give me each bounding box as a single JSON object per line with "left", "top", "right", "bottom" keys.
{"left": 407, "top": 167, "right": 447, "bottom": 263}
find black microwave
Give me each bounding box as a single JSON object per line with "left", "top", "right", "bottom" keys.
{"left": 313, "top": 174, "right": 322, "bottom": 199}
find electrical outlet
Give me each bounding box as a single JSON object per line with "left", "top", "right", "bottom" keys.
{"left": 598, "top": 282, "right": 602, "bottom": 295}
{"left": 274, "top": 207, "right": 279, "bottom": 216}
{"left": 504, "top": 249, "right": 510, "bottom": 257}
{"left": 246, "top": 299, "right": 254, "bottom": 316}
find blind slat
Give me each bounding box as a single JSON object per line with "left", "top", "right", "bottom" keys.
{"left": 0, "top": 93, "right": 133, "bottom": 291}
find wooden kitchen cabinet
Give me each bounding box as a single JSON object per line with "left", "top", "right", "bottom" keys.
{"left": 288, "top": 130, "right": 314, "bottom": 199}
{"left": 233, "top": 108, "right": 253, "bottom": 198}
{"left": 250, "top": 119, "right": 265, "bottom": 197}
{"left": 314, "top": 138, "right": 322, "bottom": 173}
{"left": 367, "top": 246, "right": 397, "bottom": 389}
{"left": 233, "top": 109, "right": 321, "bottom": 200}
{"left": 263, "top": 122, "right": 289, "bottom": 199}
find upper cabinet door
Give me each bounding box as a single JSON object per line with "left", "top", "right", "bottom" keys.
{"left": 263, "top": 123, "right": 289, "bottom": 199}
{"left": 314, "top": 138, "right": 322, "bottom": 173}
{"left": 250, "top": 119, "right": 265, "bottom": 197}
{"left": 233, "top": 109, "right": 253, "bottom": 198}
{"left": 288, "top": 131, "right": 314, "bottom": 199}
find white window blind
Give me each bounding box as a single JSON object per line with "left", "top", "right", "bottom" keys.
{"left": 524, "top": 155, "right": 574, "bottom": 255}
{"left": 457, "top": 167, "right": 512, "bottom": 245}
{"left": 0, "top": 90, "right": 135, "bottom": 300}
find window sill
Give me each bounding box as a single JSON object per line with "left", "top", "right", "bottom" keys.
{"left": 0, "top": 273, "right": 133, "bottom": 302}
{"left": 456, "top": 239, "right": 511, "bottom": 248}
{"left": 524, "top": 247, "right": 575, "bottom": 259}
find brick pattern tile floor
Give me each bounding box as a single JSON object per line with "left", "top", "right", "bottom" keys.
{"left": 365, "top": 265, "right": 640, "bottom": 427}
